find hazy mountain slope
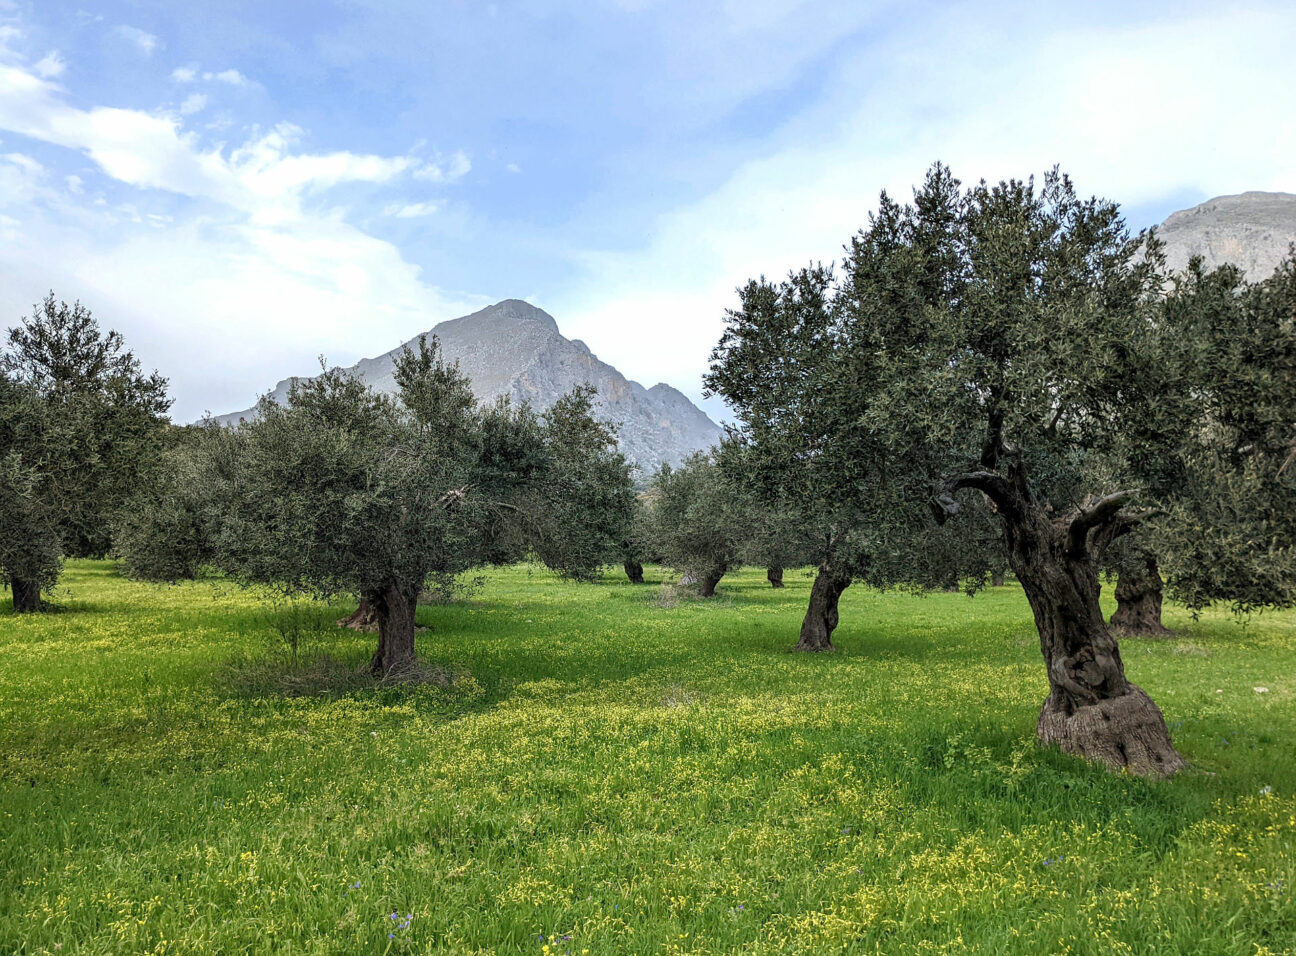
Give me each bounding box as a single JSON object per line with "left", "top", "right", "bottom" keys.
{"left": 213, "top": 299, "right": 722, "bottom": 474}
{"left": 1156, "top": 191, "right": 1296, "bottom": 280}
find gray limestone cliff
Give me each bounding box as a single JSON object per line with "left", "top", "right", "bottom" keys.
{"left": 213, "top": 299, "right": 722, "bottom": 475}
{"left": 1156, "top": 191, "right": 1296, "bottom": 280}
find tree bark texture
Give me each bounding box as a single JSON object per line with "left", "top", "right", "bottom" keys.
{"left": 11, "top": 577, "right": 41, "bottom": 613}
{"left": 932, "top": 472, "right": 1184, "bottom": 777}
{"left": 696, "top": 566, "right": 726, "bottom": 598}
{"left": 623, "top": 559, "right": 645, "bottom": 584}
{"left": 369, "top": 583, "right": 419, "bottom": 677}
{"left": 1004, "top": 508, "right": 1184, "bottom": 776}
{"left": 767, "top": 566, "right": 785, "bottom": 588}
{"left": 338, "top": 598, "right": 379, "bottom": 631}
{"left": 794, "top": 568, "right": 851, "bottom": 652}
{"left": 991, "top": 571, "right": 1006, "bottom": 587}
{"left": 1110, "top": 555, "right": 1170, "bottom": 636}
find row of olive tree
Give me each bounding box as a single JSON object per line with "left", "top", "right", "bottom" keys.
{"left": 636, "top": 442, "right": 1007, "bottom": 646}
{"left": 115, "top": 337, "right": 636, "bottom": 675}
{"left": 701, "top": 164, "right": 1295, "bottom": 777}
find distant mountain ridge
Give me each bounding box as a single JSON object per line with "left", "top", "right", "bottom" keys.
{"left": 1156, "top": 191, "right": 1296, "bottom": 279}
{"left": 213, "top": 299, "right": 722, "bottom": 474}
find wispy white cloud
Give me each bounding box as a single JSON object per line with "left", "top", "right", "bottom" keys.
{"left": 33, "top": 50, "right": 64, "bottom": 78}
{"left": 171, "top": 65, "right": 249, "bottom": 86}
{"left": 0, "top": 60, "right": 478, "bottom": 420}
{"left": 0, "top": 24, "right": 22, "bottom": 55}
{"left": 207, "top": 68, "right": 246, "bottom": 85}
{"left": 179, "top": 92, "right": 207, "bottom": 115}
{"left": 558, "top": 4, "right": 1296, "bottom": 412}
{"left": 0, "top": 68, "right": 415, "bottom": 221}
{"left": 112, "top": 25, "right": 159, "bottom": 56}
{"left": 414, "top": 150, "right": 471, "bottom": 183}
{"left": 0, "top": 151, "right": 45, "bottom": 209}
{"left": 384, "top": 201, "right": 441, "bottom": 218}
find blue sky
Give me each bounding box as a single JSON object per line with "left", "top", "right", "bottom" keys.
{"left": 1, "top": 0, "right": 1293, "bottom": 422}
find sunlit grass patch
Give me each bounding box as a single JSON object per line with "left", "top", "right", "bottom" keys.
{"left": 1, "top": 561, "right": 1293, "bottom": 954}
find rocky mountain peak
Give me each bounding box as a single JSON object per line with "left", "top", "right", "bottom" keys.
{"left": 214, "top": 299, "right": 722, "bottom": 475}
{"left": 1156, "top": 191, "right": 1296, "bottom": 279}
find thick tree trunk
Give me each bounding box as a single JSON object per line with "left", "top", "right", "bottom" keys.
{"left": 11, "top": 577, "right": 41, "bottom": 613}
{"left": 338, "top": 598, "right": 379, "bottom": 631}
{"left": 369, "top": 584, "right": 419, "bottom": 677}
{"left": 794, "top": 568, "right": 851, "bottom": 652}
{"left": 1110, "top": 555, "right": 1170, "bottom": 636}
{"left": 991, "top": 571, "right": 1006, "bottom": 587}
{"left": 1004, "top": 509, "right": 1184, "bottom": 776}
{"left": 767, "top": 566, "right": 785, "bottom": 588}
{"left": 623, "top": 560, "right": 645, "bottom": 584}
{"left": 696, "top": 567, "right": 726, "bottom": 598}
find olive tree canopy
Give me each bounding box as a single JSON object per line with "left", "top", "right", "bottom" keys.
{"left": 711, "top": 164, "right": 1194, "bottom": 775}
{"left": 119, "top": 336, "right": 635, "bottom": 675}
{"left": 1, "top": 294, "right": 170, "bottom": 611}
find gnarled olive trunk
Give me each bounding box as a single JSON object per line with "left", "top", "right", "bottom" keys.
{"left": 696, "top": 566, "right": 726, "bottom": 598}
{"left": 767, "top": 566, "right": 785, "bottom": 588}
{"left": 338, "top": 598, "right": 379, "bottom": 631}
{"left": 11, "top": 577, "right": 41, "bottom": 613}
{"left": 1004, "top": 508, "right": 1183, "bottom": 776}
{"left": 369, "top": 583, "right": 419, "bottom": 677}
{"left": 1110, "top": 555, "right": 1169, "bottom": 636}
{"left": 623, "top": 559, "right": 645, "bottom": 584}
{"left": 794, "top": 568, "right": 851, "bottom": 652}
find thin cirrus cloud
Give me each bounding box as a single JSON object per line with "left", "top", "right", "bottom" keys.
{"left": 0, "top": 58, "right": 479, "bottom": 420}
{"left": 112, "top": 25, "right": 159, "bottom": 56}
{"left": 170, "top": 65, "right": 247, "bottom": 85}
{"left": 554, "top": 2, "right": 1296, "bottom": 423}
{"left": 384, "top": 201, "right": 441, "bottom": 218}
{"left": 1, "top": 1, "right": 1294, "bottom": 428}
{"left": 32, "top": 50, "right": 63, "bottom": 77}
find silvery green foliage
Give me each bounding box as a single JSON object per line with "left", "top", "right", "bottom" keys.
{"left": 119, "top": 335, "right": 636, "bottom": 605}
{"left": 1152, "top": 256, "right": 1296, "bottom": 613}
{"left": 2, "top": 294, "right": 171, "bottom": 559}
{"left": 0, "top": 449, "right": 61, "bottom": 600}
{"left": 644, "top": 452, "right": 748, "bottom": 591}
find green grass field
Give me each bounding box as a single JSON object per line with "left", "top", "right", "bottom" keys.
{"left": 1, "top": 561, "right": 1293, "bottom": 955}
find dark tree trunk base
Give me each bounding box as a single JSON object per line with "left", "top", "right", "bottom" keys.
{"left": 11, "top": 578, "right": 42, "bottom": 613}
{"left": 623, "top": 560, "right": 645, "bottom": 584}
{"left": 697, "top": 569, "right": 725, "bottom": 598}
{"left": 338, "top": 599, "right": 379, "bottom": 632}
{"left": 1037, "top": 683, "right": 1186, "bottom": 777}
{"left": 794, "top": 568, "right": 850, "bottom": 652}
{"left": 767, "top": 566, "right": 785, "bottom": 588}
{"left": 991, "top": 572, "right": 1005, "bottom": 587}
{"left": 369, "top": 585, "right": 419, "bottom": 677}
{"left": 1110, "top": 559, "right": 1170, "bottom": 636}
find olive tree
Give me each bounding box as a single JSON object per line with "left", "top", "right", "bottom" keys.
{"left": 644, "top": 452, "right": 748, "bottom": 597}
{"left": 0, "top": 294, "right": 170, "bottom": 610}
{"left": 1152, "top": 256, "right": 1296, "bottom": 614}
{"left": 119, "top": 336, "right": 635, "bottom": 674}
{"left": 711, "top": 165, "right": 1197, "bottom": 775}
{"left": 707, "top": 267, "right": 992, "bottom": 650}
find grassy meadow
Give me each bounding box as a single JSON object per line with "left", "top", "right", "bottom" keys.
{"left": 1, "top": 561, "right": 1294, "bottom": 955}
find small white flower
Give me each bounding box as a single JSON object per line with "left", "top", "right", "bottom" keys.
{"left": 1254, "top": 686, "right": 1270, "bottom": 693}
{"left": 371, "top": 730, "right": 379, "bottom": 736}
{"left": 1260, "top": 785, "right": 1273, "bottom": 796}
{"left": 1215, "top": 689, "right": 1223, "bottom": 694}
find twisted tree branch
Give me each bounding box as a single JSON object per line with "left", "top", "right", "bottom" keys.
{"left": 929, "top": 470, "right": 1019, "bottom": 525}
{"left": 1066, "top": 490, "right": 1134, "bottom": 557}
